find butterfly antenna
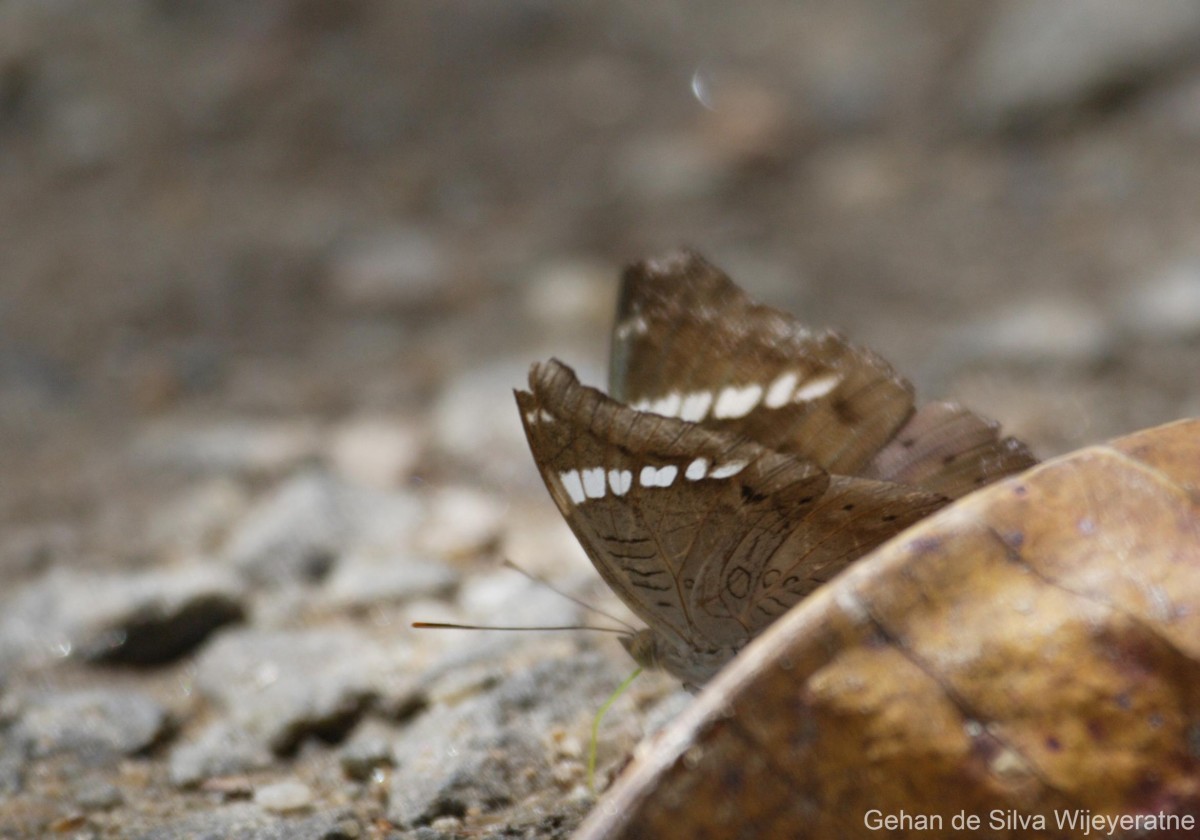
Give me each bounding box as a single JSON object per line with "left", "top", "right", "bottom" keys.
{"left": 501, "top": 558, "right": 637, "bottom": 633}
{"left": 411, "top": 621, "right": 627, "bottom": 634}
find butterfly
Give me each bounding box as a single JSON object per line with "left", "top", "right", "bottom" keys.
{"left": 516, "top": 251, "right": 1036, "bottom": 690}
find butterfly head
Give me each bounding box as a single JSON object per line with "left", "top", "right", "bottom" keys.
{"left": 620, "top": 628, "right": 739, "bottom": 693}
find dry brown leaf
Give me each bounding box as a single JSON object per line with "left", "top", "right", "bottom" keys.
{"left": 575, "top": 418, "right": 1200, "bottom": 840}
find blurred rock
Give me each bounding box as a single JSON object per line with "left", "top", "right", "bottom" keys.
{"left": 615, "top": 133, "right": 727, "bottom": 203}
{"left": 337, "top": 721, "right": 396, "bottom": 782}
{"left": 416, "top": 486, "right": 506, "bottom": 561}
{"left": 135, "top": 420, "right": 323, "bottom": 476}
{"left": 132, "top": 802, "right": 358, "bottom": 840}
{"left": 222, "top": 471, "right": 346, "bottom": 585}
{"left": 960, "top": 0, "right": 1200, "bottom": 129}
{"left": 254, "top": 779, "right": 313, "bottom": 813}
{"left": 951, "top": 299, "right": 1114, "bottom": 366}
{"left": 169, "top": 722, "right": 275, "bottom": 789}
{"left": 429, "top": 359, "right": 539, "bottom": 484}
{"left": 14, "top": 689, "right": 168, "bottom": 760}
{"left": 324, "top": 551, "right": 457, "bottom": 610}
{"left": 146, "top": 478, "right": 249, "bottom": 557}
{"left": 327, "top": 416, "right": 421, "bottom": 489}
{"left": 72, "top": 777, "right": 124, "bottom": 810}
{"left": 0, "top": 565, "right": 246, "bottom": 670}
{"left": 1122, "top": 259, "right": 1200, "bottom": 339}
{"left": 194, "top": 627, "right": 408, "bottom": 754}
{"left": 328, "top": 226, "right": 450, "bottom": 312}
{"left": 386, "top": 653, "right": 631, "bottom": 828}
{"left": 522, "top": 258, "right": 613, "bottom": 338}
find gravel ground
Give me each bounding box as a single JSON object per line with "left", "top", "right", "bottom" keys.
{"left": 2, "top": 1, "right": 1199, "bottom": 837}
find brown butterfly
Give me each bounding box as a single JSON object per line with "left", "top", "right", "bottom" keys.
{"left": 516, "top": 251, "right": 1035, "bottom": 690}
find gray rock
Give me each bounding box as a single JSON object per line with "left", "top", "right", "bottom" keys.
{"left": 0, "top": 735, "right": 25, "bottom": 795}
{"left": 168, "top": 722, "right": 275, "bottom": 788}
{"left": 0, "top": 565, "right": 246, "bottom": 670}
{"left": 337, "top": 720, "right": 396, "bottom": 781}
{"left": 222, "top": 471, "right": 347, "bottom": 585}
{"left": 429, "top": 359, "right": 538, "bottom": 485}
{"left": 73, "top": 776, "right": 124, "bottom": 809}
{"left": 134, "top": 419, "right": 323, "bottom": 475}
{"left": 324, "top": 552, "right": 457, "bottom": 610}
{"left": 222, "top": 470, "right": 423, "bottom": 586}
{"left": 194, "top": 627, "right": 407, "bottom": 754}
{"left": 14, "top": 689, "right": 169, "bottom": 760}
{"left": 415, "top": 486, "right": 506, "bottom": 561}
{"left": 133, "top": 803, "right": 359, "bottom": 840}
{"left": 960, "top": 0, "right": 1200, "bottom": 129}
{"left": 951, "top": 300, "right": 1113, "bottom": 367}
{"left": 1122, "top": 259, "right": 1200, "bottom": 339}
{"left": 386, "top": 651, "right": 637, "bottom": 828}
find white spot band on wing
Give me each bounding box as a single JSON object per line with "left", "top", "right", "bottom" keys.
{"left": 608, "top": 469, "right": 632, "bottom": 496}
{"left": 560, "top": 470, "right": 585, "bottom": 504}
{"left": 582, "top": 467, "right": 606, "bottom": 499}
{"left": 639, "top": 465, "right": 678, "bottom": 488}
{"left": 708, "top": 460, "right": 748, "bottom": 479}
{"left": 685, "top": 457, "right": 708, "bottom": 481}
{"left": 764, "top": 371, "right": 800, "bottom": 408}
{"left": 713, "top": 384, "right": 763, "bottom": 419}
{"left": 793, "top": 372, "right": 841, "bottom": 402}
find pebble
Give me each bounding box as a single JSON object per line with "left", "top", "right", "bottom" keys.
{"left": 254, "top": 779, "right": 314, "bottom": 813}
{"left": 14, "top": 689, "right": 169, "bottom": 760}
{"left": 960, "top": 0, "right": 1200, "bottom": 129}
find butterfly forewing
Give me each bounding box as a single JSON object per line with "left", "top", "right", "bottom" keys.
{"left": 610, "top": 250, "right": 1035, "bottom": 497}
{"left": 610, "top": 251, "right": 916, "bottom": 476}
{"left": 518, "top": 360, "right": 831, "bottom": 652}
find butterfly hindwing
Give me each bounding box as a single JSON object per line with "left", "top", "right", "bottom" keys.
{"left": 519, "top": 359, "right": 831, "bottom": 652}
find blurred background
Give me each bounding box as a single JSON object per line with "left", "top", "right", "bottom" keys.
{"left": 4, "top": 0, "right": 1200, "bottom": 541}
{"left": 2, "top": 0, "right": 1200, "bottom": 834}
